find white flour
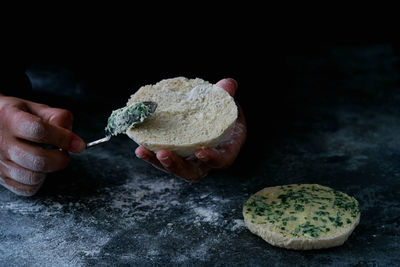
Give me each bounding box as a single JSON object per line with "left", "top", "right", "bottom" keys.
{"left": 0, "top": 146, "right": 247, "bottom": 265}
{"left": 17, "top": 119, "right": 46, "bottom": 140}
{"left": 230, "top": 219, "right": 246, "bottom": 231}
{"left": 194, "top": 207, "right": 220, "bottom": 223}
{"left": 8, "top": 145, "right": 46, "bottom": 172}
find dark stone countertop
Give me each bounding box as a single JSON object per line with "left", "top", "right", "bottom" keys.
{"left": 1, "top": 44, "right": 400, "bottom": 266}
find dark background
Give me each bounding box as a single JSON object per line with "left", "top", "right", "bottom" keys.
{"left": 2, "top": 37, "right": 399, "bottom": 168}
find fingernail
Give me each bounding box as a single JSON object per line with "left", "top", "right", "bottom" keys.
{"left": 70, "top": 135, "right": 86, "bottom": 153}
{"left": 216, "top": 78, "right": 237, "bottom": 97}
{"left": 159, "top": 156, "right": 172, "bottom": 167}
{"left": 135, "top": 149, "right": 145, "bottom": 159}
{"left": 218, "top": 78, "right": 237, "bottom": 88}
{"left": 226, "top": 78, "right": 237, "bottom": 88}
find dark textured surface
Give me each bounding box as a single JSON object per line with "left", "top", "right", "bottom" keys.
{"left": 1, "top": 44, "right": 400, "bottom": 266}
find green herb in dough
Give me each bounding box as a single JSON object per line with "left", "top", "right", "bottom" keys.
{"left": 105, "top": 102, "right": 153, "bottom": 136}
{"left": 243, "top": 184, "right": 361, "bottom": 239}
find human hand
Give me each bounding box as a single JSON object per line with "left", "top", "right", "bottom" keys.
{"left": 0, "top": 96, "right": 86, "bottom": 196}
{"left": 135, "top": 78, "right": 247, "bottom": 182}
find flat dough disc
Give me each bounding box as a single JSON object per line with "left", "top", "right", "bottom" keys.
{"left": 243, "top": 184, "right": 361, "bottom": 250}
{"left": 126, "top": 77, "right": 237, "bottom": 157}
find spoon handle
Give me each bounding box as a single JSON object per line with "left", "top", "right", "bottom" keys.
{"left": 86, "top": 135, "right": 112, "bottom": 148}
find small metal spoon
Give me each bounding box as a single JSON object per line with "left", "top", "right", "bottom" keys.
{"left": 86, "top": 101, "right": 157, "bottom": 148}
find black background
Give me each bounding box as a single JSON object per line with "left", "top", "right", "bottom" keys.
{"left": 1, "top": 14, "right": 399, "bottom": 167}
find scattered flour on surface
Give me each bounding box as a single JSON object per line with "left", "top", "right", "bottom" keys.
{"left": 194, "top": 207, "right": 220, "bottom": 223}
{"left": 0, "top": 198, "right": 110, "bottom": 266}
{"left": 0, "top": 199, "right": 64, "bottom": 216}
{"left": 231, "top": 219, "right": 245, "bottom": 231}
{"left": 0, "top": 152, "right": 243, "bottom": 265}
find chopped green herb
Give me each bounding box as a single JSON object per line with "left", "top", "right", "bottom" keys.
{"left": 105, "top": 102, "right": 154, "bottom": 136}
{"left": 243, "top": 184, "right": 360, "bottom": 239}
{"left": 295, "top": 204, "right": 304, "bottom": 212}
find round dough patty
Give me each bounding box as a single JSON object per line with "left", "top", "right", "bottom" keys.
{"left": 126, "top": 77, "right": 238, "bottom": 157}
{"left": 243, "top": 184, "right": 361, "bottom": 250}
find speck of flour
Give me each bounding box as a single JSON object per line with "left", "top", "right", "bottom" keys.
{"left": 194, "top": 207, "right": 220, "bottom": 223}
{"left": 230, "top": 219, "right": 245, "bottom": 231}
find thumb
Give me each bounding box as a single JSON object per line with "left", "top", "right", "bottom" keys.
{"left": 216, "top": 78, "right": 238, "bottom": 97}
{"left": 25, "top": 101, "right": 86, "bottom": 153}
{"left": 27, "top": 101, "right": 74, "bottom": 130}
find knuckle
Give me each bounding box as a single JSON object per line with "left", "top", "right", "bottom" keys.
{"left": 8, "top": 145, "right": 69, "bottom": 172}
{"left": 22, "top": 170, "right": 46, "bottom": 185}
{"left": 0, "top": 175, "right": 40, "bottom": 196}
{"left": 8, "top": 165, "right": 45, "bottom": 185}
{"left": 22, "top": 171, "right": 45, "bottom": 185}
{"left": 9, "top": 146, "right": 38, "bottom": 171}
{"left": 30, "top": 151, "right": 48, "bottom": 172}
{"left": 16, "top": 116, "right": 47, "bottom": 140}
{"left": 33, "top": 149, "right": 70, "bottom": 172}
{"left": 28, "top": 171, "right": 46, "bottom": 185}
{"left": 50, "top": 109, "right": 73, "bottom": 129}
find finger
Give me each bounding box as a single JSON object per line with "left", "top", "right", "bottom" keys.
{"left": 27, "top": 102, "right": 74, "bottom": 130}
{"left": 0, "top": 175, "right": 43, "bottom": 196}
{"left": 137, "top": 147, "right": 210, "bottom": 181}
{"left": 8, "top": 109, "right": 85, "bottom": 153}
{"left": 7, "top": 139, "right": 70, "bottom": 172}
{"left": 135, "top": 146, "right": 165, "bottom": 170}
{"left": 0, "top": 158, "right": 46, "bottom": 185}
{"left": 216, "top": 78, "right": 238, "bottom": 97}
{"left": 195, "top": 145, "right": 240, "bottom": 169}
{"left": 195, "top": 118, "right": 247, "bottom": 168}
{"left": 156, "top": 150, "right": 210, "bottom": 182}
{"left": 195, "top": 147, "right": 230, "bottom": 168}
